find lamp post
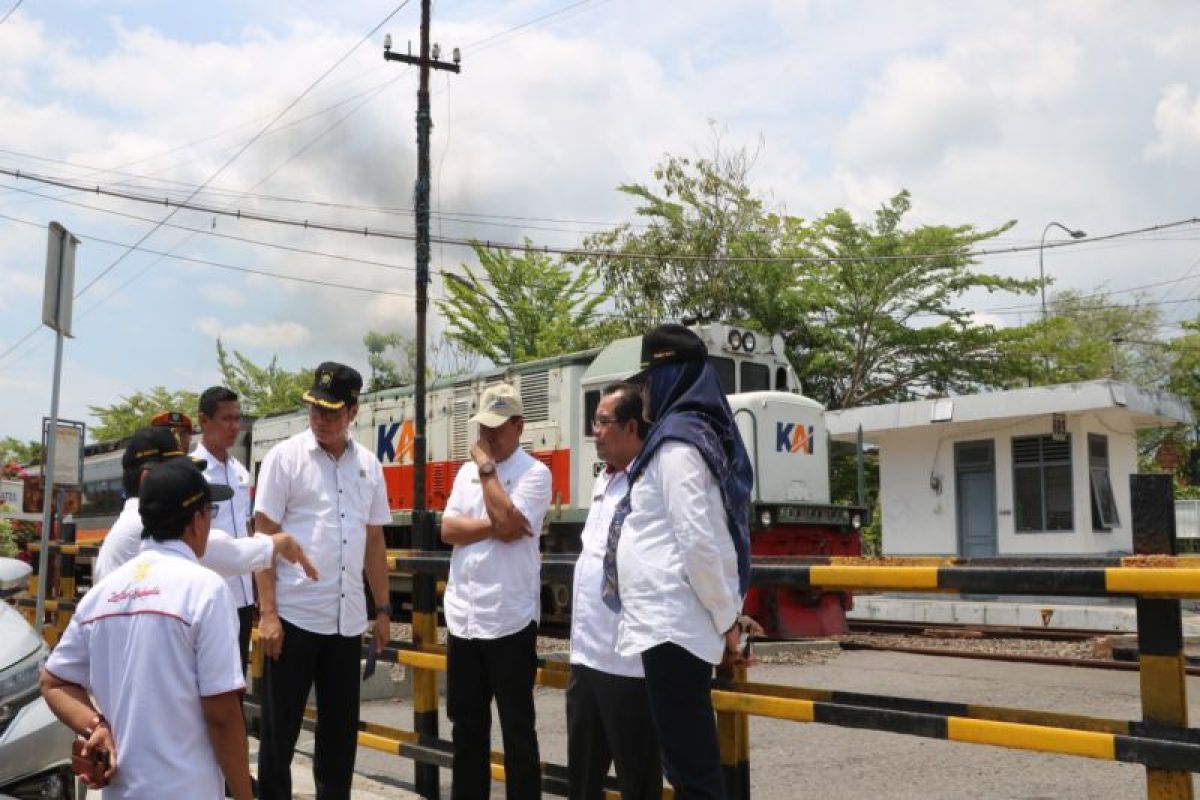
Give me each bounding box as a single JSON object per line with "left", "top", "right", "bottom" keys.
{"left": 1039, "top": 221, "right": 1087, "bottom": 323}
{"left": 1038, "top": 221, "right": 1086, "bottom": 380}
{"left": 444, "top": 272, "right": 517, "bottom": 365}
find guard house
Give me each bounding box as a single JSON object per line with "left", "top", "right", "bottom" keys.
{"left": 825, "top": 381, "right": 1194, "bottom": 557}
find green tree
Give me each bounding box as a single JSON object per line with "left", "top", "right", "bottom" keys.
{"left": 436, "top": 241, "right": 611, "bottom": 365}
{"left": 1003, "top": 289, "right": 1169, "bottom": 387}
{"left": 364, "top": 331, "right": 404, "bottom": 391}
{"left": 216, "top": 339, "right": 310, "bottom": 416}
{"left": 0, "top": 437, "right": 42, "bottom": 467}
{"left": 797, "top": 192, "right": 1035, "bottom": 408}
{"left": 578, "top": 146, "right": 784, "bottom": 328}
{"left": 88, "top": 386, "right": 200, "bottom": 442}
{"left": 576, "top": 146, "right": 1037, "bottom": 409}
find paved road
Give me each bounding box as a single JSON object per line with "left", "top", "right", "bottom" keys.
{"left": 352, "top": 649, "right": 1198, "bottom": 799}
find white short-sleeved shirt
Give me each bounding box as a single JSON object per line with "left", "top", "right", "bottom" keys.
{"left": 45, "top": 540, "right": 244, "bottom": 800}
{"left": 570, "top": 468, "right": 643, "bottom": 677}
{"left": 616, "top": 441, "right": 742, "bottom": 665}
{"left": 93, "top": 498, "right": 143, "bottom": 583}
{"left": 93, "top": 498, "right": 273, "bottom": 583}
{"left": 253, "top": 429, "right": 392, "bottom": 636}
{"left": 192, "top": 441, "right": 254, "bottom": 607}
{"left": 442, "top": 448, "right": 552, "bottom": 640}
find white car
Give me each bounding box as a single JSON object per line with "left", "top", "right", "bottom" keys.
{"left": 0, "top": 558, "right": 77, "bottom": 799}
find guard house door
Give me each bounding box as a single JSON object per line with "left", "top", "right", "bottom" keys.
{"left": 955, "top": 440, "right": 997, "bottom": 557}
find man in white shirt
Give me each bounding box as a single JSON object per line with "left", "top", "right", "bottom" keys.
{"left": 567, "top": 383, "right": 661, "bottom": 800}
{"left": 441, "top": 383, "right": 552, "bottom": 799}
{"left": 253, "top": 362, "right": 393, "bottom": 800}
{"left": 93, "top": 427, "right": 317, "bottom": 586}
{"left": 41, "top": 456, "right": 253, "bottom": 799}
{"left": 192, "top": 385, "right": 256, "bottom": 668}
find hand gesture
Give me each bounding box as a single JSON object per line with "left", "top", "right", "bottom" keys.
{"left": 258, "top": 613, "right": 284, "bottom": 660}
{"left": 722, "top": 614, "right": 765, "bottom": 668}
{"left": 80, "top": 722, "right": 117, "bottom": 788}
{"left": 374, "top": 611, "right": 391, "bottom": 654}
{"left": 470, "top": 439, "right": 492, "bottom": 467}
{"left": 271, "top": 533, "right": 319, "bottom": 580}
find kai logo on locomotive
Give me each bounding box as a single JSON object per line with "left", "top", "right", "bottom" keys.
{"left": 377, "top": 420, "right": 415, "bottom": 464}
{"left": 776, "top": 422, "right": 814, "bottom": 454}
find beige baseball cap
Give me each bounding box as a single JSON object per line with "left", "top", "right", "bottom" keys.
{"left": 470, "top": 383, "right": 524, "bottom": 428}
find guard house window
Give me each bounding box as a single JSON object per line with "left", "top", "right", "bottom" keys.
{"left": 583, "top": 389, "right": 601, "bottom": 437}
{"left": 1012, "top": 434, "right": 1074, "bottom": 532}
{"left": 740, "top": 362, "right": 770, "bottom": 393}
{"left": 1089, "top": 434, "right": 1119, "bottom": 530}
{"left": 708, "top": 356, "right": 736, "bottom": 394}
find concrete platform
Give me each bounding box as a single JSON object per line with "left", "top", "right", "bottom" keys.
{"left": 848, "top": 594, "right": 1200, "bottom": 635}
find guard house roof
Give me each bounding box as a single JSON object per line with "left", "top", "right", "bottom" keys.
{"left": 825, "top": 380, "right": 1195, "bottom": 444}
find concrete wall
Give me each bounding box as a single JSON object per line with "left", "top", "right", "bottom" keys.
{"left": 877, "top": 410, "right": 1139, "bottom": 556}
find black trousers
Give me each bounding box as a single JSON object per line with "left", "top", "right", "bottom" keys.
{"left": 258, "top": 618, "right": 362, "bottom": 800}
{"left": 447, "top": 622, "right": 540, "bottom": 800}
{"left": 565, "top": 663, "right": 662, "bottom": 800}
{"left": 236, "top": 604, "right": 255, "bottom": 672}
{"left": 641, "top": 642, "right": 725, "bottom": 800}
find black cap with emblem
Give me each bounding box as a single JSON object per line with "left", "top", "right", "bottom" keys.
{"left": 303, "top": 361, "right": 363, "bottom": 410}
{"left": 628, "top": 323, "right": 708, "bottom": 384}
{"left": 121, "top": 426, "right": 185, "bottom": 473}
{"left": 138, "top": 455, "right": 233, "bottom": 533}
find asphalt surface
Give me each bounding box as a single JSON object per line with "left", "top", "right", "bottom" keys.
{"left": 346, "top": 648, "right": 1199, "bottom": 799}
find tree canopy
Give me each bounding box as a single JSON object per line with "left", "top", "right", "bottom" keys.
{"left": 216, "top": 339, "right": 310, "bottom": 417}
{"left": 88, "top": 386, "right": 200, "bottom": 442}
{"left": 436, "top": 241, "right": 614, "bottom": 366}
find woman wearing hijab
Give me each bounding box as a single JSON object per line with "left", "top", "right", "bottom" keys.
{"left": 601, "top": 323, "right": 760, "bottom": 800}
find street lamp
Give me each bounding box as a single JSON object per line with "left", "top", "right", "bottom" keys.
{"left": 1039, "top": 221, "right": 1087, "bottom": 323}
{"left": 443, "top": 272, "right": 517, "bottom": 365}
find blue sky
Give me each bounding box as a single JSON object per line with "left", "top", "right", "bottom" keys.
{"left": 1, "top": 1, "right": 1200, "bottom": 442}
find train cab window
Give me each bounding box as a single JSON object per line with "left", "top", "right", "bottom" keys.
{"left": 740, "top": 362, "right": 769, "bottom": 393}
{"left": 708, "top": 356, "right": 736, "bottom": 394}
{"left": 583, "top": 389, "right": 601, "bottom": 437}
{"left": 775, "top": 367, "right": 789, "bottom": 391}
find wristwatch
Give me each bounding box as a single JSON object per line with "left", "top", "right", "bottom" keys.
{"left": 478, "top": 460, "right": 497, "bottom": 477}
{"left": 375, "top": 603, "right": 393, "bottom": 616}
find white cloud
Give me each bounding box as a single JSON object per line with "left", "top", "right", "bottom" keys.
{"left": 199, "top": 283, "right": 248, "bottom": 308}
{"left": 192, "top": 316, "right": 311, "bottom": 349}
{"left": 1146, "top": 83, "right": 1200, "bottom": 165}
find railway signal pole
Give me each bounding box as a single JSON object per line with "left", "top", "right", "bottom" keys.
{"left": 384, "top": 6, "right": 459, "bottom": 798}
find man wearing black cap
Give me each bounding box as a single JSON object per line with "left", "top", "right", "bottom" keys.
{"left": 94, "top": 426, "right": 184, "bottom": 580}
{"left": 42, "top": 457, "right": 254, "bottom": 799}
{"left": 94, "top": 427, "right": 317, "bottom": 585}
{"left": 253, "top": 361, "right": 393, "bottom": 800}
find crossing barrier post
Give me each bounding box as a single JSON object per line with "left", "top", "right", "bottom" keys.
{"left": 412, "top": 513, "right": 441, "bottom": 799}
{"left": 1130, "top": 474, "right": 1193, "bottom": 800}
{"left": 717, "top": 661, "right": 750, "bottom": 800}
{"left": 54, "top": 518, "right": 75, "bottom": 645}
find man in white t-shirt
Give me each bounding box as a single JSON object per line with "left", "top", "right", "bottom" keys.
{"left": 567, "top": 383, "right": 660, "bottom": 800}
{"left": 41, "top": 456, "right": 252, "bottom": 799}
{"left": 253, "top": 362, "right": 393, "bottom": 800}
{"left": 441, "top": 382, "right": 552, "bottom": 799}
{"left": 192, "top": 385, "right": 257, "bottom": 668}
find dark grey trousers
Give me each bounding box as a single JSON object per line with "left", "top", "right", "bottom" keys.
{"left": 566, "top": 663, "right": 663, "bottom": 800}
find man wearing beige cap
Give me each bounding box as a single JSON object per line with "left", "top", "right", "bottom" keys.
{"left": 441, "top": 382, "right": 552, "bottom": 799}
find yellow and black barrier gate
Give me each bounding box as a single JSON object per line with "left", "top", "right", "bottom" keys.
{"left": 15, "top": 474, "right": 1199, "bottom": 799}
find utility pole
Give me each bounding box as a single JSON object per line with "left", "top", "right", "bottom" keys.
{"left": 384, "top": 7, "right": 458, "bottom": 798}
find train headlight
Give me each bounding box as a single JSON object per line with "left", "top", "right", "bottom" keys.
{"left": 727, "top": 329, "right": 742, "bottom": 351}
{"left": 742, "top": 332, "right": 757, "bottom": 353}
{"left": 759, "top": 509, "right": 772, "bottom": 528}
{"left": 851, "top": 513, "right": 862, "bottom": 530}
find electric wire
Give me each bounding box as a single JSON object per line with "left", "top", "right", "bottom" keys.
{"left": 6, "top": 166, "right": 1197, "bottom": 264}
{"left": 0, "top": 0, "right": 23, "bottom": 25}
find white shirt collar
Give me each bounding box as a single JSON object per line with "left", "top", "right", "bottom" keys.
{"left": 143, "top": 538, "right": 199, "bottom": 563}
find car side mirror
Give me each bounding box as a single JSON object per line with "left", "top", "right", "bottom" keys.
{"left": 0, "top": 557, "right": 32, "bottom": 598}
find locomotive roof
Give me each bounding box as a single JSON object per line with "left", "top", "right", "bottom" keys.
{"left": 357, "top": 344, "right": 607, "bottom": 405}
